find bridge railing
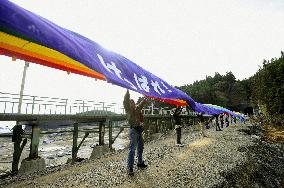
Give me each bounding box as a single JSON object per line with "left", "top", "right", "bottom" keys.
{"left": 0, "top": 91, "right": 122, "bottom": 115}
{"left": 0, "top": 91, "right": 199, "bottom": 116}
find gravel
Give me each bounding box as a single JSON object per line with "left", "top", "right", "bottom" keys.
{"left": 0, "top": 123, "right": 255, "bottom": 188}
{"left": 219, "top": 125, "right": 284, "bottom": 188}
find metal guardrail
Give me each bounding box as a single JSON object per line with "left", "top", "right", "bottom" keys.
{"left": 0, "top": 91, "right": 122, "bottom": 115}
{"left": 0, "top": 91, "right": 199, "bottom": 116}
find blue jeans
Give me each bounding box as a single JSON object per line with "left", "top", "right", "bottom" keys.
{"left": 127, "top": 128, "right": 144, "bottom": 169}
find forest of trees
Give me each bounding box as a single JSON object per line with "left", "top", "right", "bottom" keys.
{"left": 251, "top": 52, "right": 284, "bottom": 116}
{"left": 178, "top": 71, "right": 248, "bottom": 112}
{"left": 146, "top": 52, "right": 283, "bottom": 122}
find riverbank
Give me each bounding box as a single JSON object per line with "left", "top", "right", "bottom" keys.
{"left": 0, "top": 126, "right": 128, "bottom": 175}
{"left": 1, "top": 122, "right": 267, "bottom": 188}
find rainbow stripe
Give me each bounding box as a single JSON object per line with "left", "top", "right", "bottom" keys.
{"left": 0, "top": 31, "right": 105, "bottom": 80}
{"left": 0, "top": 0, "right": 244, "bottom": 117}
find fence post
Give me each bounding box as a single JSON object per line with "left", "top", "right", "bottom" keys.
{"left": 31, "top": 96, "right": 35, "bottom": 114}
{"left": 82, "top": 101, "right": 85, "bottom": 112}
{"left": 4, "top": 101, "right": 6, "bottom": 113}
{"left": 108, "top": 120, "right": 113, "bottom": 149}
{"left": 38, "top": 104, "right": 41, "bottom": 114}
{"left": 44, "top": 104, "right": 46, "bottom": 115}
{"left": 25, "top": 104, "right": 28, "bottom": 114}
{"left": 72, "top": 122, "right": 79, "bottom": 160}
{"left": 65, "top": 99, "right": 68, "bottom": 115}
{"left": 12, "top": 102, "right": 15, "bottom": 113}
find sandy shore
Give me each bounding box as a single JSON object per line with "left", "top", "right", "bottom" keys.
{"left": 1, "top": 123, "right": 264, "bottom": 188}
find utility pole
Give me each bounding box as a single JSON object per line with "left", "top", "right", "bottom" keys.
{"left": 12, "top": 61, "right": 29, "bottom": 173}
{"left": 99, "top": 102, "right": 105, "bottom": 111}
{"left": 18, "top": 61, "right": 29, "bottom": 113}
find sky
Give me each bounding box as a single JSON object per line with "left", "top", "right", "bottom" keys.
{"left": 1, "top": 0, "right": 284, "bottom": 111}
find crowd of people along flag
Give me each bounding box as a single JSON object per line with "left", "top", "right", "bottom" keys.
{"left": 0, "top": 0, "right": 243, "bottom": 118}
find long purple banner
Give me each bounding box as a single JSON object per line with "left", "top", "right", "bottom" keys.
{"left": 0, "top": 0, "right": 196, "bottom": 107}
{"left": 0, "top": 0, "right": 245, "bottom": 119}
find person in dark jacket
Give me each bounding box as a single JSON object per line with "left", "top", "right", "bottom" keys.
{"left": 123, "top": 90, "right": 147, "bottom": 176}
{"left": 225, "top": 115, "right": 230, "bottom": 127}
{"left": 214, "top": 114, "right": 222, "bottom": 131}
{"left": 220, "top": 114, "right": 224, "bottom": 128}
{"left": 197, "top": 113, "right": 206, "bottom": 137}
{"left": 233, "top": 117, "right": 237, "bottom": 124}
{"left": 173, "top": 107, "right": 184, "bottom": 147}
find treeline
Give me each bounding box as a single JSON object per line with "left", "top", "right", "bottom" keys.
{"left": 251, "top": 52, "right": 284, "bottom": 116}
{"left": 146, "top": 52, "right": 284, "bottom": 121}
{"left": 178, "top": 72, "right": 248, "bottom": 112}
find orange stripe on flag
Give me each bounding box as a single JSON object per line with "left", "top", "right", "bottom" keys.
{"left": 0, "top": 31, "right": 105, "bottom": 80}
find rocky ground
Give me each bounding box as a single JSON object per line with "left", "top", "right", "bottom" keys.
{"left": 219, "top": 124, "right": 284, "bottom": 188}
{"left": 0, "top": 122, "right": 283, "bottom": 188}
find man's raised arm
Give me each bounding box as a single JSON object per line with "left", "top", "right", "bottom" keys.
{"left": 137, "top": 96, "right": 147, "bottom": 111}
{"left": 123, "top": 90, "right": 131, "bottom": 113}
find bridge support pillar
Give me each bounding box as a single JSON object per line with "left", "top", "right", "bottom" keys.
{"left": 18, "top": 122, "right": 46, "bottom": 175}
{"left": 29, "top": 123, "right": 40, "bottom": 159}
{"left": 69, "top": 122, "right": 89, "bottom": 163}
{"left": 72, "top": 122, "right": 79, "bottom": 161}
{"left": 108, "top": 120, "right": 113, "bottom": 149}
{"left": 99, "top": 121, "right": 105, "bottom": 145}
{"left": 12, "top": 124, "right": 26, "bottom": 173}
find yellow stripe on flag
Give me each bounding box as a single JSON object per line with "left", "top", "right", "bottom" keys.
{"left": 0, "top": 31, "right": 105, "bottom": 80}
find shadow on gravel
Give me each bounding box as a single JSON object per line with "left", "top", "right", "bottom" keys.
{"left": 238, "top": 124, "right": 263, "bottom": 136}
{"left": 217, "top": 124, "right": 284, "bottom": 188}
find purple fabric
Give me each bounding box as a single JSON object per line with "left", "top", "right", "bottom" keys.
{"left": 0, "top": 0, "right": 244, "bottom": 118}
{"left": 0, "top": 0, "right": 196, "bottom": 108}
{"left": 195, "top": 102, "right": 223, "bottom": 115}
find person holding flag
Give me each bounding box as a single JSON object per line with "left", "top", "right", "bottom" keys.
{"left": 123, "top": 90, "right": 148, "bottom": 176}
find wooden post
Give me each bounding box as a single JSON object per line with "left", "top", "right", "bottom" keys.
{"left": 151, "top": 119, "right": 155, "bottom": 134}
{"left": 155, "top": 119, "right": 159, "bottom": 133}
{"left": 162, "top": 118, "right": 166, "bottom": 132}
{"left": 108, "top": 120, "right": 112, "bottom": 149}
{"left": 168, "top": 118, "right": 172, "bottom": 131}
{"left": 77, "top": 132, "right": 89, "bottom": 152}
{"left": 12, "top": 124, "right": 24, "bottom": 172}
{"left": 29, "top": 123, "right": 40, "bottom": 159}
{"left": 72, "top": 122, "right": 78, "bottom": 160}
{"left": 71, "top": 122, "right": 89, "bottom": 162}
{"left": 99, "top": 121, "right": 105, "bottom": 145}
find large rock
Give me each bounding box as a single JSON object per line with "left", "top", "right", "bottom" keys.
{"left": 18, "top": 157, "right": 45, "bottom": 175}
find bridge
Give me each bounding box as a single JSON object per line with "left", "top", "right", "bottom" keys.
{"left": 0, "top": 91, "right": 200, "bottom": 175}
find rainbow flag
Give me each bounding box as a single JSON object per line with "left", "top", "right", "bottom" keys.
{"left": 0, "top": 0, "right": 194, "bottom": 107}
{"left": 0, "top": 0, "right": 244, "bottom": 118}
